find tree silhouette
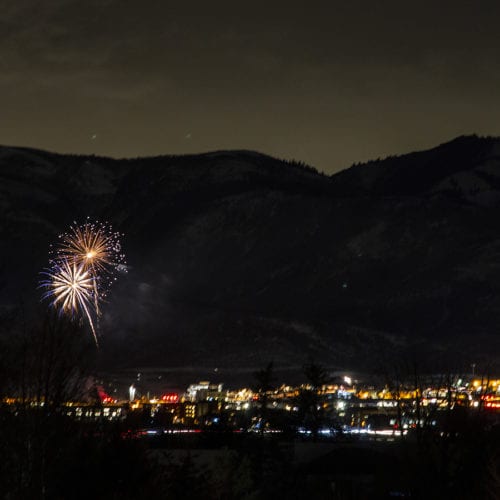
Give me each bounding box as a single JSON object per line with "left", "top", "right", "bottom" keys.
{"left": 298, "top": 359, "right": 328, "bottom": 439}
{"left": 252, "top": 361, "right": 274, "bottom": 433}
{"left": 0, "top": 310, "right": 96, "bottom": 498}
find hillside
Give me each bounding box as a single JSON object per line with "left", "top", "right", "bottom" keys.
{"left": 1, "top": 136, "right": 499, "bottom": 373}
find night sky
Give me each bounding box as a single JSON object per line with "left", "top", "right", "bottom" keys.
{"left": 2, "top": 0, "right": 500, "bottom": 173}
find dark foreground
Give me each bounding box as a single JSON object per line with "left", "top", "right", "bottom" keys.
{"left": 1, "top": 317, "right": 499, "bottom": 498}
{"left": 0, "top": 407, "right": 499, "bottom": 500}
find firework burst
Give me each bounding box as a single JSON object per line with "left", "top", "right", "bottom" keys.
{"left": 41, "top": 218, "right": 127, "bottom": 347}
{"left": 52, "top": 219, "right": 125, "bottom": 279}
{"left": 50, "top": 219, "right": 126, "bottom": 309}
{"left": 40, "top": 259, "right": 99, "bottom": 347}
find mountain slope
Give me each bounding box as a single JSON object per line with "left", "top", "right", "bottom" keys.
{"left": 1, "top": 136, "right": 499, "bottom": 372}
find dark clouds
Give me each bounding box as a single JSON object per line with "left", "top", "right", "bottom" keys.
{"left": 2, "top": 0, "right": 500, "bottom": 172}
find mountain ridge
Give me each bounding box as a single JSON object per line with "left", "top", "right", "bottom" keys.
{"left": 331, "top": 134, "right": 500, "bottom": 199}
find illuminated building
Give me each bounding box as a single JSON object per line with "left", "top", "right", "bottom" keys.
{"left": 186, "top": 381, "right": 224, "bottom": 402}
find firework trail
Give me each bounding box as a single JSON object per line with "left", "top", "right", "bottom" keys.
{"left": 40, "top": 260, "right": 99, "bottom": 347}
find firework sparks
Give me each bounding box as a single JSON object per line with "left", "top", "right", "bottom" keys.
{"left": 41, "top": 218, "right": 126, "bottom": 347}
{"left": 40, "top": 259, "right": 99, "bottom": 347}
{"left": 50, "top": 219, "right": 126, "bottom": 314}
{"left": 52, "top": 219, "right": 126, "bottom": 292}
